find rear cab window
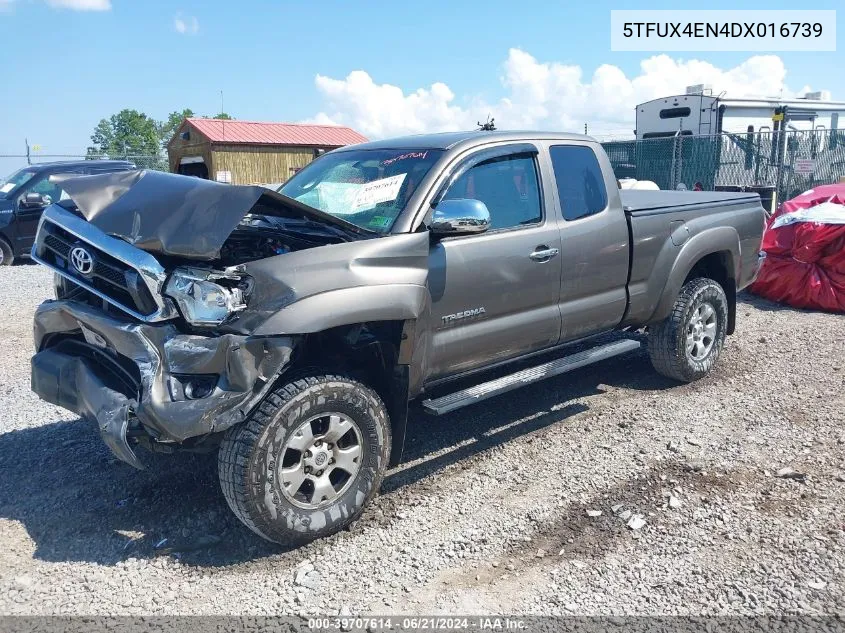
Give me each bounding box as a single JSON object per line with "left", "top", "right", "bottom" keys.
{"left": 548, "top": 145, "right": 608, "bottom": 221}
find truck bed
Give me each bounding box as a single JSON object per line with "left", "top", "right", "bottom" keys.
{"left": 621, "top": 190, "right": 761, "bottom": 215}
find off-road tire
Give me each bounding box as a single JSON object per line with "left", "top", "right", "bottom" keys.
{"left": 0, "top": 239, "right": 12, "bottom": 266}
{"left": 218, "top": 374, "right": 391, "bottom": 545}
{"left": 648, "top": 277, "right": 728, "bottom": 383}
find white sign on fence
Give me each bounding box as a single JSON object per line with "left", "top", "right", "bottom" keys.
{"left": 794, "top": 159, "right": 816, "bottom": 175}
{"left": 215, "top": 170, "right": 232, "bottom": 183}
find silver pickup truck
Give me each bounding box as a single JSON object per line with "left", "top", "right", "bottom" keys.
{"left": 29, "top": 131, "right": 765, "bottom": 545}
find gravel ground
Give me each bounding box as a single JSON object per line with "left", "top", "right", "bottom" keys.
{"left": 0, "top": 263, "right": 843, "bottom": 616}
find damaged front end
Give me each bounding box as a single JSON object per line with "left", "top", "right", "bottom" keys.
{"left": 29, "top": 170, "right": 429, "bottom": 468}
{"left": 32, "top": 300, "right": 297, "bottom": 469}
{"left": 26, "top": 173, "right": 351, "bottom": 468}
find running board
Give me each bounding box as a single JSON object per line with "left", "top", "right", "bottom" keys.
{"left": 421, "top": 339, "right": 641, "bottom": 415}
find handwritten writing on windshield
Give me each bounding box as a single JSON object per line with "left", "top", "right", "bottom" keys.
{"left": 381, "top": 151, "right": 428, "bottom": 167}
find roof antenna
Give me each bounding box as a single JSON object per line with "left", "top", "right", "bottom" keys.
{"left": 477, "top": 115, "right": 496, "bottom": 131}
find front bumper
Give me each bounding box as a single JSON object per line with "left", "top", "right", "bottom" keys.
{"left": 31, "top": 300, "right": 297, "bottom": 468}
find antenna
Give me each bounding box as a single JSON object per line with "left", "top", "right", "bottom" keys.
{"left": 220, "top": 90, "right": 225, "bottom": 140}
{"left": 477, "top": 114, "right": 496, "bottom": 131}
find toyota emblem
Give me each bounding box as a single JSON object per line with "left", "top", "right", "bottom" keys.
{"left": 70, "top": 246, "right": 94, "bottom": 275}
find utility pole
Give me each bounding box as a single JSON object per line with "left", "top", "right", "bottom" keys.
{"left": 25, "top": 138, "right": 31, "bottom": 165}
{"left": 584, "top": 123, "right": 588, "bottom": 135}
{"left": 221, "top": 90, "right": 225, "bottom": 140}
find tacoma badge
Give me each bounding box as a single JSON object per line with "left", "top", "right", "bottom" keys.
{"left": 442, "top": 307, "right": 486, "bottom": 324}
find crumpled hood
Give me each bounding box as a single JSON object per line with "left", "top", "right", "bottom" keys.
{"left": 58, "top": 169, "right": 367, "bottom": 260}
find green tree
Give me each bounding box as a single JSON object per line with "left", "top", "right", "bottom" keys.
{"left": 157, "top": 108, "right": 195, "bottom": 149}
{"left": 205, "top": 112, "right": 233, "bottom": 120}
{"left": 89, "top": 109, "right": 160, "bottom": 157}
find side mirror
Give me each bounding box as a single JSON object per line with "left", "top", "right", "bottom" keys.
{"left": 429, "top": 199, "right": 491, "bottom": 236}
{"left": 20, "top": 192, "right": 48, "bottom": 210}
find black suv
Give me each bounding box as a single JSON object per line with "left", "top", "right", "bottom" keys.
{"left": 0, "top": 160, "right": 135, "bottom": 265}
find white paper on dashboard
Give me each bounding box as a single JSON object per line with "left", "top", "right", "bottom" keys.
{"left": 351, "top": 174, "right": 406, "bottom": 211}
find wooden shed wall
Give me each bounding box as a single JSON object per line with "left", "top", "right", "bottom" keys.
{"left": 210, "top": 145, "right": 318, "bottom": 185}
{"left": 167, "top": 132, "right": 212, "bottom": 174}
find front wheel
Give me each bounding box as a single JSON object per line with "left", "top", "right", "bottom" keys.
{"left": 218, "top": 374, "right": 391, "bottom": 545}
{"left": 648, "top": 277, "right": 729, "bottom": 383}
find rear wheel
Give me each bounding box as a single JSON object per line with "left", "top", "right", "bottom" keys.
{"left": 648, "top": 277, "right": 728, "bottom": 382}
{"left": 218, "top": 374, "right": 390, "bottom": 545}
{"left": 0, "top": 239, "right": 12, "bottom": 266}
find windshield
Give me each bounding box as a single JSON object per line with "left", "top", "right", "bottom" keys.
{"left": 0, "top": 167, "right": 37, "bottom": 198}
{"left": 280, "top": 149, "right": 444, "bottom": 232}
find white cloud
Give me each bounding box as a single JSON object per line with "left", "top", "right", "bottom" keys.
{"left": 312, "top": 49, "right": 817, "bottom": 139}
{"left": 174, "top": 13, "right": 199, "bottom": 35}
{"left": 45, "top": 0, "right": 111, "bottom": 9}
{"left": 314, "top": 71, "right": 469, "bottom": 138}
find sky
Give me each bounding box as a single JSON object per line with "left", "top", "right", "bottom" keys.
{"left": 0, "top": 0, "right": 841, "bottom": 167}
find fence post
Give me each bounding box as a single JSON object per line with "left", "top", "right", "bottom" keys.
{"left": 677, "top": 133, "right": 684, "bottom": 189}
{"left": 774, "top": 127, "right": 790, "bottom": 207}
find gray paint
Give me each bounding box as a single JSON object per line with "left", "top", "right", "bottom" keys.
{"left": 541, "top": 140, "right": 630, "bottom": 341}
{"left": 622, "top": 196, "right": 763, "bottom": 326}
{"left": 230, "top": 232, "right": 430, "bottom": 335}
{"left": 29, "top": 130, "right": 765, "bottom": 466}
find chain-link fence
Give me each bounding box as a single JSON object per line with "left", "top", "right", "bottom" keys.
{"left": 0, "top": 153, "right": 168, "bottom": 172}
{"left": 602, "top": 129, "right": 845, "bottom": 213}
{"left": 5, "top": 133, "right": 845, "bottom": 214}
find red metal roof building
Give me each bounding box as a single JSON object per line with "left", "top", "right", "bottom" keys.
{"left": 184, "top": 118, "right": 368, "bottom": 147}
{"left": 167, "top": 118, "right": 367, "bottom": 185}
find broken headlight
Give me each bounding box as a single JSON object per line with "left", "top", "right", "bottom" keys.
{"left": 164, "top": 267, "right": 248, "bottom": 327}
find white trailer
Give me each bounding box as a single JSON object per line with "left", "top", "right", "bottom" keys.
{"left": 627, "top": 86, "right": 845, "bottom": 210}
{"left": 635, "top": 85, "right": 845, "bottom": 139}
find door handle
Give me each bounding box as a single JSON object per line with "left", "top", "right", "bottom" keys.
{"left": 529, "top": 246, "right": 559, "bottom": 262}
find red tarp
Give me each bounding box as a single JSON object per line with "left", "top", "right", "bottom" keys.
{"left": 749, "top": 184, "right": 845, "bottom": 312}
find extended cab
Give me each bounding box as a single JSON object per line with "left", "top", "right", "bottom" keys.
{"left": 0, "top": 160, "right": 134, "bottom": 265}
{"left": 29, "top": 131, "right": 764, "bottom": 544}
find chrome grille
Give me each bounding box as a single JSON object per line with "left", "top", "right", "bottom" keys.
{"left": 32, "top": 205, "right": 177, "bottom": 322}
{"left": 43, "top": 228, "right": 130, "bottom": 288}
